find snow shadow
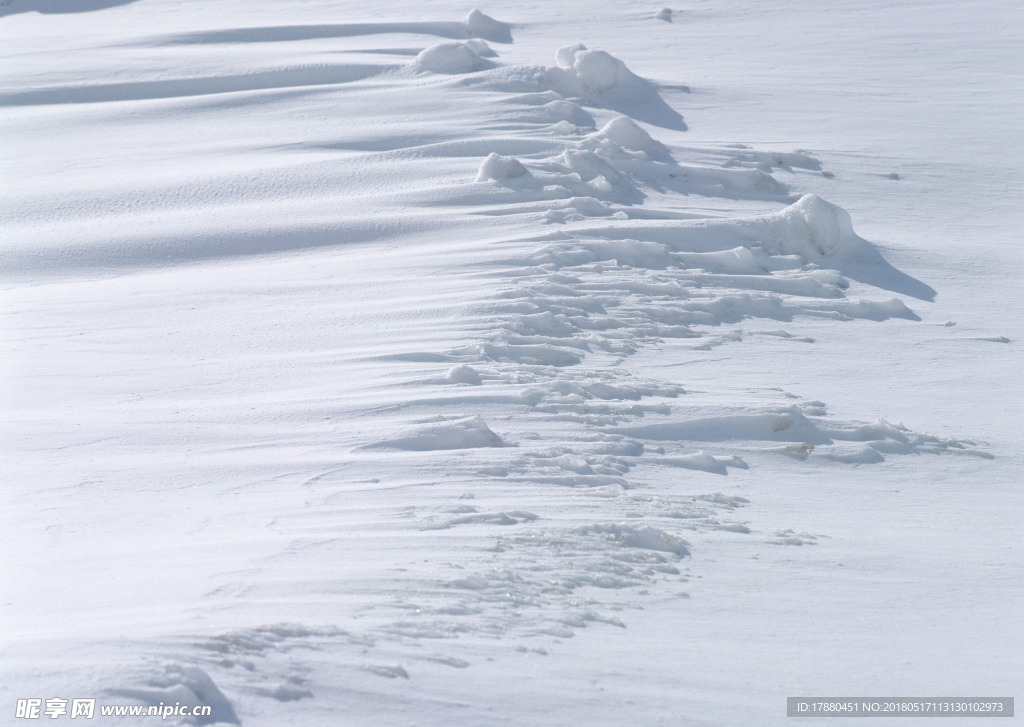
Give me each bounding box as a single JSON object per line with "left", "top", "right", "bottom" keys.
{"left": 152, "top": 13, "right": 513, "bottom": 47}
{"left": 0, "top": 0, "right": 141, "bottom": 16}
{"left": 0, "top": 64, "right": 390, "bottom": 106}
{"left": 834, "top": 245, "right": 936, "bottom": 302}
{"left": 590, "top": 85, "right": 688, "bottom": 131}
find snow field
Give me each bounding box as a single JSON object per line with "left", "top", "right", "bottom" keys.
{"left": 2, "top": 1, "right": 1021, "bottom": 725}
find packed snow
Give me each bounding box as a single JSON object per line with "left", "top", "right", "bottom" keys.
{"left": 2, "top": 0, "right": 1021, "bottom": 725}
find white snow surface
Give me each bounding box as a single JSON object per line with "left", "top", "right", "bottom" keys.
{"left": 2, "top": 0, "right": 1021, "bottom": 725}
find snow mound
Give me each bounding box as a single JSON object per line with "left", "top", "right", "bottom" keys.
{"left": 414, "top": 42, "right": 491, "bottom": 74}
{"left": 544, "top": 44, "right": 687, "bottom": 129}
{"left": 555, "top": 42, "right": 588, "bottom": 70}
{"left": 769, "top": 194, "right": 858, "bottom": 257}
{"left": 577, "top": 116, "right": 673, "bottom": 161}
{"left": 591, "top": 116, "right": 661, "bottom": 153}
{"left": 655, "top": 8, "right": 673, "bottom": 21}
{"left": 444, "top": 364, "right": 482, "bottom": 385}
{"left": 476, "top": 152, "right": 529, "bottom": 182}
{"left": 370, "top": 416, "right": 505, "bottom": 450}
{"left": 554, "top": 45, "right": 643, "bottom": 95}
{"left": 464, "top": 9, "right": 511, "bottom": 43}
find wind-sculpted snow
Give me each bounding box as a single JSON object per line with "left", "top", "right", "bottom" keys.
{"left": 264, "top": 26, "right": 993, "bottom": 677}
{"left": 3, "top": 4, "right": 1008, "bottom": 725}
{"left": 291, "top": 28, "right": 988, "bottom": 675}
